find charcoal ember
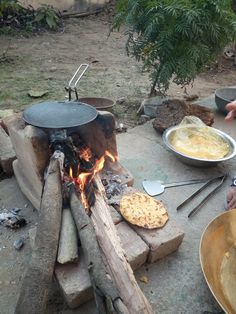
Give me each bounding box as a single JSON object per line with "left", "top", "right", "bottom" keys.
{"left": 106, "top": 170, "right": 113, "bottom": 176}
{"left": 0, "top": 210, "right": 26, "bottom": 229}
{"left": 84, "top": 180, "right": 95, "bottom": 208}
{"left": 152, "top": 99, "right": 214, "bottom": 133}
{"left": 111, "top": 175, "right": 122, "bottom": 184}
{"left": 78, "top": 159, "right": 93, "bottom": 172}
{"left": 101, "top": 178, "right": 108, "bottom": 186}
{"left": 105, "top": 182, "right": 126, "bottom": 199}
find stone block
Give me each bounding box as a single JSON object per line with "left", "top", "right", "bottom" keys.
{"left": 6, "top": 114, "right": 49, "bottom": 210}
{"left": 109, "top": 205, "right": 123, "bottom": 225}
{"left": 13, "top": 160, "right": 41, "bottom": 210}
{"left": 55, "top": 249, "right": 93, "bottom": 309}
{"left": 55, "top": 220, "right": 149, "bottom": 308}
{"left": 0, "top": 125, "right": 16, "bottom": 175}
{"left": 132, "top": 219, "right": 184, "bottom": 263}
{"left": 116, "top": 221, "right": 149, "bottom": 270}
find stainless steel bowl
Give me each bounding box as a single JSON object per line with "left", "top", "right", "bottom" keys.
{"left": 215, "top": 87, "right": 236, "bottom": 114}
{"left": 162, "top": 125, "right": 236, "bottom": 167}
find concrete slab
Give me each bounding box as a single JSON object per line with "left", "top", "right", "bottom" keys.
{"left": 115, "top": 109, "right": 236, "bottom": 314}
{"left": 1, "top": 104, "right": 236, "bottom": 313}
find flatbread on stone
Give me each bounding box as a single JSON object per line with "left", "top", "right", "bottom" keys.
{"left": 120, "top": 192, "right": 169, "bottom": 229}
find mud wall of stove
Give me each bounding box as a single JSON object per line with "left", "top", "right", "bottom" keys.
{"left": 6, "top": 111, "right": 118, "bottom": 211}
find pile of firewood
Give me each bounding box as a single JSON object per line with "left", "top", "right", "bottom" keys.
{"left": 14, "top": 152, "right": 154, "bottom": 314}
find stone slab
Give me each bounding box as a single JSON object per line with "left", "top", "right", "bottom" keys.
{"left": 0, "top": 125, "right": 16, "bottom": 175}
{"left": 131, "top": 218, "right": 184, "bottom": 263}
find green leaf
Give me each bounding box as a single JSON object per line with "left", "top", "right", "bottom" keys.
{"left": 46, "top": 15, "right": 56, "bottom": 29}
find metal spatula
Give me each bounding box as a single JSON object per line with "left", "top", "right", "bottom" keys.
{"left": 142, "top": 178, "right": 211, "bottom": 196}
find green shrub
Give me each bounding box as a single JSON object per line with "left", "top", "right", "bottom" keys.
{"left": 34, "top": 5, "right": 60, "bottom": 30}
{"left": 0, "top": 0, "right": 61, "bottom": 33}
{"left": 113, "top": 0, "right": 236, "bottom": 95}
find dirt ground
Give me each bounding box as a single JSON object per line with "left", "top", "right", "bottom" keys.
{"left": 1, "top": 7, "right": 236, "bottom": 314}
{"left": 1, "top": 9, "right": 236, "bottom": 127}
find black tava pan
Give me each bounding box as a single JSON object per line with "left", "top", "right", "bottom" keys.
{"left": 23, "top": 64, "right": 98, "bottom": 129}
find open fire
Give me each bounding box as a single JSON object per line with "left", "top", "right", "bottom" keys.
{"left": 65, "top": 147, "right": 117, "bottom": 210}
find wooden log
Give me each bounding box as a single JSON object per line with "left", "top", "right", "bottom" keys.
{"left": 69, "top": 186, "right": 129, "bottom": 314}
{"left": 14, "top": 152, "right": 63, "bottom": 314}
{"left": 57, "top": 207, "right": 79, "bottom": 264}
{"left": 91, "top": 175, "right": 153, "bottom": 314}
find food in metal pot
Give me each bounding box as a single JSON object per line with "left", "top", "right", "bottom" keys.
{"left": 170, "top": 126, "right": 230, "bottom": 160}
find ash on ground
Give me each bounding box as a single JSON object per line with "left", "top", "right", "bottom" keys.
{"left": 0, "top": 208, "right": 26, "bottom": 229}
{"left": 101, "top": 171, "right": 127, "bottom": 204}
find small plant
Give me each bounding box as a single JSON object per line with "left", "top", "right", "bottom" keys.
{"left": 34, "top": 5, "right": 60, "bottom": 30}
{"left": 113, "top": 0, "right": 236, "bottom": 95}
{"left": 0, "top": 0, "right": 61, "bottom": 34}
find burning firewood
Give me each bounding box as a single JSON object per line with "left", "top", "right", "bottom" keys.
{"left": 14, "top": 152, "right": 63, "bottom": 314}
{"left": 91, "top": 174, "right": 153, "bottom": 314}
{"left": 69, "top": 185, "right": 130, "bottom": 313}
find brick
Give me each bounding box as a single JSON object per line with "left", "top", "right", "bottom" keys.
{"left": 109, "top": 205, "right": 123, "bottom": 225}
{"left": 132, "top": 219, "right": 184, "bottom": 263}
{"left": 55, "top": 249, "right": 93, "bottom": 309}
{"left": 0, "top": 125, "right": 16, "bottom": 175}
{"left": 116, "top": 221, "right": 149, "bottom": 270}
{"left": 55, "top": 220, "right": 149, "bottom": 308}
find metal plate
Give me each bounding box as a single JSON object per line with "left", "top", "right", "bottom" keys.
{"left": 23, "top": 101, "right": 98, "bottom": 129}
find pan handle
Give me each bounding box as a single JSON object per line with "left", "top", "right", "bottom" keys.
{"left": 66, "top": 64, "right": 89, "bottom": 100}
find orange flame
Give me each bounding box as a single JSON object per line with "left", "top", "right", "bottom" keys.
{"left": 69, "top": 150, "right": 117, "bottom": 209}
{"left": 69, "top": 167, "right": 73, "bottom": 178}
{"left": 79, "top": 147, "right": 92, "bottom": 162}
{"left": 104, "top": 150, "right": 117, "bottom": 162}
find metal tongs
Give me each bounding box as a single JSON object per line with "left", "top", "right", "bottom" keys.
{"left": 176, "top": 174, "right": 227, "bottom": 218}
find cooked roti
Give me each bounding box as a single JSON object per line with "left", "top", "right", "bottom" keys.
{"left": 120, "top": 192, "right": 169, "bottom": 229}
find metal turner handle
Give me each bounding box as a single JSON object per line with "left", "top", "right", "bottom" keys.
{"left": 164, "top": 178, "right": 210, "bottom": 188}
{"left": 66, "top": 64, "right": 89, "bottom": 100}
